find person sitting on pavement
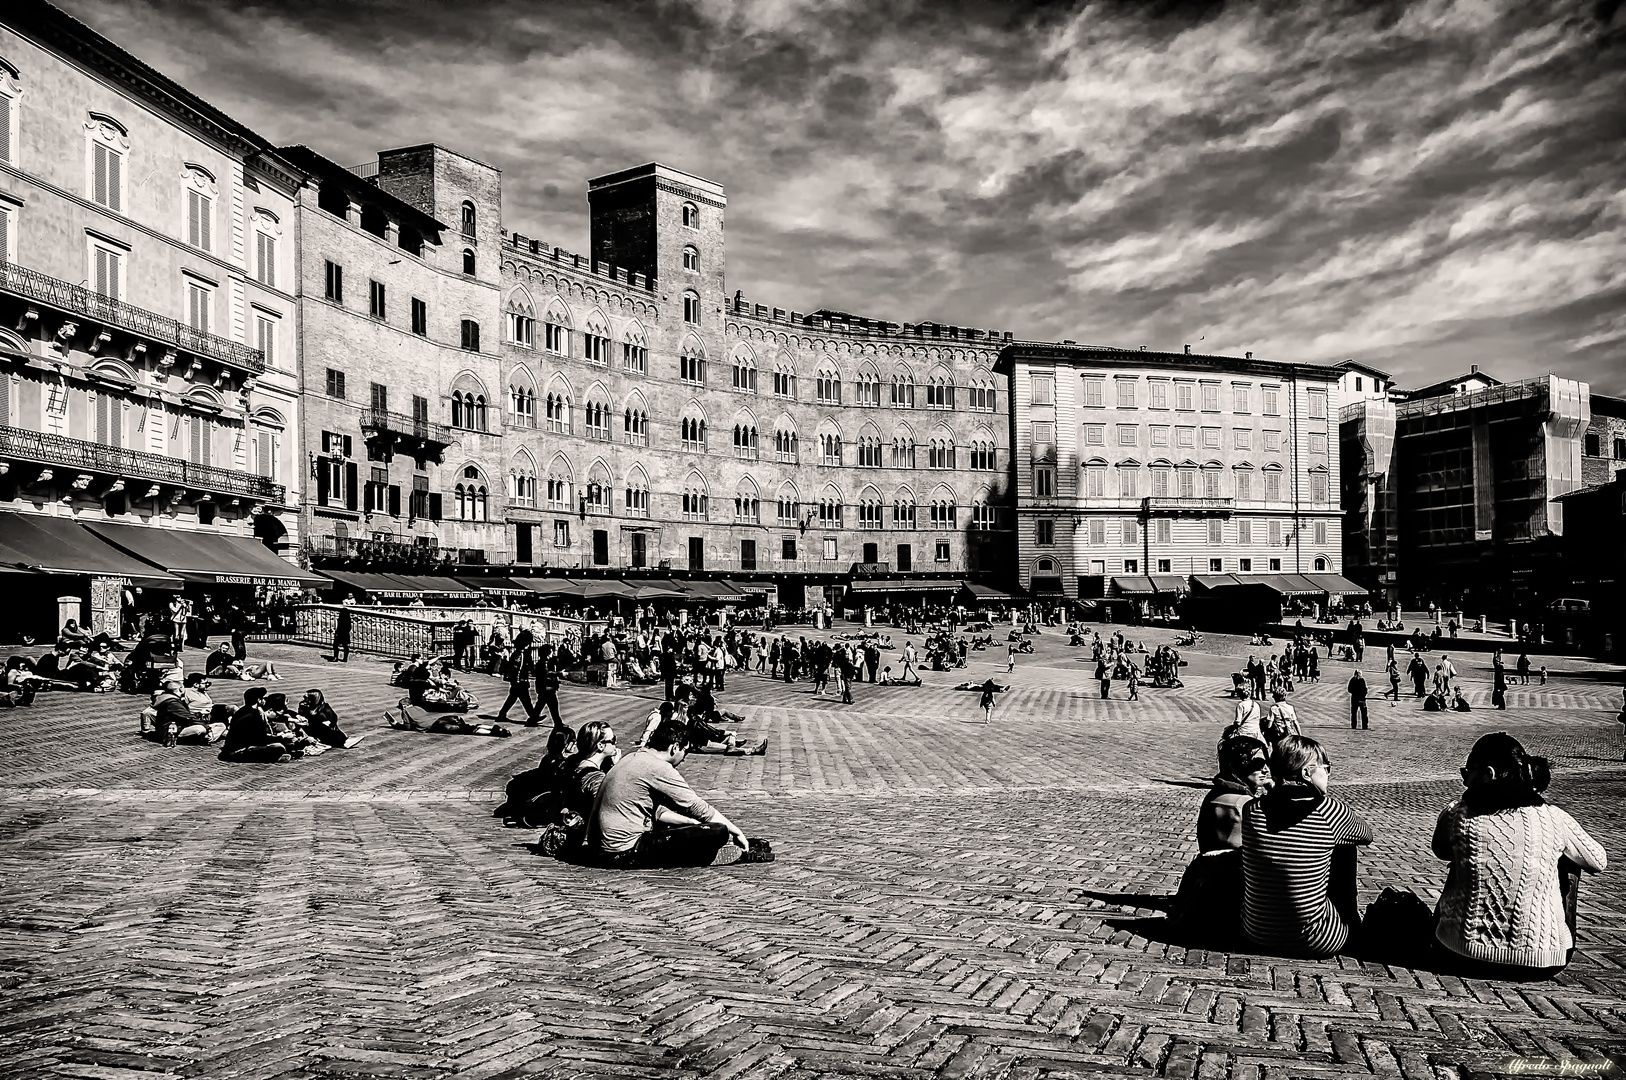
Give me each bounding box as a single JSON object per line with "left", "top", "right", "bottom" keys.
{"left": 56, "top": 619, "right": 94, "bottom": 651}
{"left": 60, "top": 640, "right": 121, "bottom": 691}
{"left": 1432, "top": 732, "right": 1607, "bottom": 979}
{"left": 263, "top": 693, "right": 326, "bottom": 756}
{"left": 1169, "top": 735, "right": 1274, "bottom": 939}
{"left": 1241, "top": 735, "right": 1374, "bottom": 958}
{"left": 141, "top": 674, "right": 195, "bottom": 746}
{"left": 219, "top": 687, "right": 296, "bottom": 763}
{"left": 563, "top": 720, "right": 620, "bottom": 822}
{"left": 205, "top": 641, "right": 282, "bottom": 681}
{"left": 298, "top": 688, "right": 365, "bottom": 749}
{"left": 1451, "top": 686, "right": 1474, "bottom": 712}
{"left": 586, "top": 717, "right": 773, "bottom": 868}
{"left": 2, "top": 657, "right": 43, "bottom": 706}
{"left": 1261, "top": 690, "right": 1300, "bottom": 747}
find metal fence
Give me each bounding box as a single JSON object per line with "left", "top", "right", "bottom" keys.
{"left": 293, "top": 604, "right": 596, "bottom": 659}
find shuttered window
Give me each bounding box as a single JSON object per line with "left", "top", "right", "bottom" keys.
{"left": 256, "top": 430, "right": 274, "bottom": 478}
{"left": 189, "top": 415, "right": 210, "bottom": 465}
{"left": 256, "top": 317, "right": 275, "bottom": 365}
{"left": 92, "top": 143, "right": 122, "bottom": 211}
{"left": 186, "top": 189, "right": 212, "bottom": 250}
{"left": 95, "top": 392, "right": 122, "bottom": 448}
{"left": 255, "top": 232, "right": 276, "bottom": 288}
{"left": 0, "top": 372, "right": 9, "bottom": 425}
{"left": 93, "top": 246, "right": 121, "bottom": 300}
{"left": 0, "top": 95, "right": 11, "bottom": 165}
{"left": 0, "top": 207, "right": 9, "bottom": 262}
{"left": 187, "top": 284, "right": 210, "bottom": 333}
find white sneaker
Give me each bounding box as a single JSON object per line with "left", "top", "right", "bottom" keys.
{"left": 343, "top": 735, "right": 367, "bottom": 749}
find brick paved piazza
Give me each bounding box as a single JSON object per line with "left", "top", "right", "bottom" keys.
{"left": 3, "top": 626, "right": 1624, "bottom": 1080}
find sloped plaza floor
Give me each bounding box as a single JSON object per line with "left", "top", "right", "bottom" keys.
{"left": 2, "top": 623, "right": 1624, "bottom": 1080}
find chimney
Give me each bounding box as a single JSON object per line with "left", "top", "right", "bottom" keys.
{"left": 1245, "top": 351, "right": 1253, "bottom": 359}
{"left": 1140, "top": 345, "right": 1147, "bottom": 351}
{"left": 1470, "top": 364, "right": 1479, "bottom": 374}
{"left": 1184, "top": 344, "right": 1191, "bottom": 354}
{"left": 1063, "top": 339, "right": 1076, "bottom": 345}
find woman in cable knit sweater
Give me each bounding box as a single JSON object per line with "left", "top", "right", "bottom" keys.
{"left": 1432, "top": 732, "right": 1607, "bottom": 978}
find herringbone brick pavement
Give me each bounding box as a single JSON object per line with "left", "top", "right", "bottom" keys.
{"left": 1, "top": 630, "right": 1623, "bottom": 1079}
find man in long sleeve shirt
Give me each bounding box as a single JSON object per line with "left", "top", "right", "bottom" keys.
{"left": 589, "top": 718, "right": 765, "bottom": 867}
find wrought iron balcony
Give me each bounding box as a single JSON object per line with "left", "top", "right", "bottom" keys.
{"left": 0, "top": 424, "right": 284, "bottom": 502}
{"left": 1142, "top": 496, "right": 1235, "bottom": 516}
{"left": 361, "top": 407, "right": 455, "bottom": 451}
{"left": 0, "top": 260, "right": 266, "bottom": 374}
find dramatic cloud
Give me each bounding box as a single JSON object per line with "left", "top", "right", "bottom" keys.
{"left": 55, "top": 0, "right": 1626, "bottom": 391}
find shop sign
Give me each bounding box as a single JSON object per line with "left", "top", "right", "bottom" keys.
{"left": 216, "top": 574, "right": 299, "bottom": 587}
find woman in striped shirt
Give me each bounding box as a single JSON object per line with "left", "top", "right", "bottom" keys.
{"left": 1242, "top": 735, "right": 1374, "bottom": 958}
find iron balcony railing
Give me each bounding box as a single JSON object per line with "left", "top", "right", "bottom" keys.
{"left": 0, "top": 260, "right": 266, "bottom": 374}
{"left": 0, "top": 424, "right": 284, "bottom": 502}
{"left": 1142, "top": 496, "right": 1235, "bottom": 515}
{"left": 361, "top": 407, "right": 454, "bottom": 447}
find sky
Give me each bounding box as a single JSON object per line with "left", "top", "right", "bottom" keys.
{"left": 57, "top": 0, "right": 1626, "bottom": 392}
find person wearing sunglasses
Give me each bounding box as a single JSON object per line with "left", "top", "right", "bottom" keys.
{"left": 562, "top": 720, "right": 621, "bottom": 824}
{"left": 1241, "top": 735, "right": 1373, "bottom": 958}
{"left": 1432, "top": 733, "right": 1605, "bottom": 978}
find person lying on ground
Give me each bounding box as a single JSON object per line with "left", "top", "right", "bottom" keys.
{"left": 218, "top": 687, "right": 295, "bottom": 763}
{"left": 1431, "top": 732, "right": 1607, "bottom": 980}
{"left": 636, "top": 701, "right": 765, "bottom": 755}
{"left": 586, "top": 717, "right": 772, "bottom": 868}
{"left": 953, "top": 680, "right": 1010, "bottom": 692}
{"left": 205, "top": 642, "right": 281, "bottom": 681}
{"left": 2, "top": 657, "right": 43, "bottom": 705}
{"left": 298, "top": 688, "right": 365, "bottom": 749}
{"left": 388, "top": 702, "right": 511, "bottom": 737}
{"left": 1241, "top": 735, "right": 1373, "bottom": 959}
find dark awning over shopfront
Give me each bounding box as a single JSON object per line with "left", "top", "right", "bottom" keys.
{"left": 1149, "top": 574, "right": 1189, "bottom": 595}
{"left": 847, "top": 578, "right": 962, "bottom": 594}
{"left": 1190, "top": 574, "right": 1241, "bottom": 591}
{"left": 0, "top": 512, "right": 182, "bottom": 588}
{"left": 1304, "top": 573, "right": 1369, "bottom": 596}
{"left": 387, "top": 575, "right": 472, "bottom": 596}
{"left": 319, "top": 570, "right": 425, "bottom": 597}
{"left": 84, "top": 521, "right": 325, "bottom": 588}
{"left": 1112, "top": 576, "right": 1158, "bottom": 595}
{"left": 454, "top": 577, "right": 532, "bottom": 596}
{"left": 1240, "top": 573, "right": 1324, "bottom": 597}
{"left": 960, "top": 582, "right": 1022, "bottom": 601}
{"left": 678, "top": 579, "right": 751, "bottom": 602}
{"left": 515, "top": 577, "right": 583, "bottom": 597}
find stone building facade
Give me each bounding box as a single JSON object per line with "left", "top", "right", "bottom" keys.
{"left": 998, "top": 343, "right": 1346, "bottom": 596}
{"left": 285, "top": 144, "right": 507, "bottom": 566}
{"left": 498, "top": 163, "right": 1014, "bottom": 586}
{"left": 0, "top": 8, "right": 303, "bottom": 547}
{"left": 1581, "top": 392, "right": 1626, "bottom": 487}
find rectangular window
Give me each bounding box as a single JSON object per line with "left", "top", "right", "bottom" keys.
{"left": 255, "top": 231, "right": 275, "bottom": 287}
{"left": 1124, "top": 559, "right": 1139, "bottom": 573}
{"left": 1201, "top": 427, "right": 1220, "bottom": 449}
{"left": 1031, "top": 421, "right": 1054, "bottom": 448}
{"left": 1030, "top": 375, "right": 1055, "bottom": 405}
{"left": 1119, "top": 468, "right": 1138, "bottom": 498}
{"left": 1264, "top": 430, "right": 1281, "bottom": 452}
{"left": 186, "top": 282, "right": 211, "bottom": 335}
{"left": 1269, "top": 520, "right": 1282, "bottom": 546}
{"left": 326, "top": 369, "right": 346, "bottom": 400}
{"left": 1239, "top": 519, "right": 1253, "bottom": 545}
{"left": 1236, "top": 471, "right": 1252, "bottom": 500}
{"left": 688, "top": 536, "right": 705, "bottom": 570}
{"left": 461, "top": 319, "right": 480, "bottom": 352}
{"left": 1307, "top": 390, "right": 1327, "bottom": 419}
{"left": 935, "top": 540, "right": 950, "bottom": 563}
{"left": 1210, "top": 558, "right": 1223, "bottom": 572}
{"left": 1208, "top": 518, "right": 1223, "bottom": 544}
{"left": 1150, "top": 426, "right": 1168, "bottom": 447}
{"left": 256, "top": 316, "right": 276, "bottom": 366}
{"left": 822, "top": 538, "right": 838, "bottom": 561}
{"left": 739, "top": 538, "right": 756, "bottom": 571}
{"left": 595, "top": 530, "right": 611, "bottom": 566}
{"left": 0, "top": 204, "right": 12, "bottom": 263}
{"left": 369, "top": 279, "right": 386, "bottom": 319}
{"left": 92, "top": 244, "right": 123, "bottom": 300}
{"left": 1156, "top": 519, "right": 1171, "bottom": 544}
{"left": 1123, "top": 519, "right": 1138, "bottom": 545}
{"left": 370, "top": 382, "right": 387, "bottom": 413}
{"left": 554, "top": 521, "right": 571, "bottom": 549}
{"left": 1157, "top": 558, "right": 1171, "bottom": 573}
{"left": 411, "top": 297, "right": 428, "bottom": 336}
{"left": 1083, "top": 378, "right": 1104, "bottom": 407}
{"left": 1084, "top": 424, "right": 1105, "bottom": 446}
{"left": 1035, "top": 519, "right": 1054, "bottom": 546}
{"left": 1176, "top": 427, "right": 1195, "bottom": 448}
{"left": 1234, "top": 428, "right": 1252, "bottom": 450}
{"left": 1232, "top": 386, "right": 1250, "bottom": 413}
{"left": 1176, "top": 383, "right": 1194, "bottom": 411}
{"left": 1116, "top": 379, "right": 1136, "bottom": 408}
{"left": 1034, "top": 467, "right": 1054, "bottom": 498}
{"left": 325, "top": 260, "right": 343, "bottom": 303}
{"left": 186, "top": 189, "right": 212, "bottom": 251}
{"left": 1239, "top": 557, "right": 1252, "bottom": 572}
{"left": 1314, "top": 520, "right": 1327, "bottom": 545}
{"left": 1311, "top": 472, "right": 1329, "bottom": 503}
{"left": 1117, "top": 425, "right": 1137, "bottom": 447}
{"left": 1085, "top": 468, "right": 1105, "bottom": 497}
{"left": 92, "top": 142, "right": 122, "bottom": 212}
{"left": 1149, "top": 382, "right": 1168, "bottom": 409}
{"left": 1265, "top": 471, "right": 1282, "bottom": 500}
{"left": 1089, "top": 519, "right": 1106, "bottom": 545}
{"left": 1262, "top": 388, "right": 1278, "bottom": 415}
{"left": 1201, "top": 383, "right": 1219, "bottom": 411}
{"left": 623, "top": 343, "right": 647, "bottom": 374}
{"left": 0, "top": 94, "right": 11, "bottom": 166}
{"left": 1309, "top": 432, "right": 1328, "bottom": 454}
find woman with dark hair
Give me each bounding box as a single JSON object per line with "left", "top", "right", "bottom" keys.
{"left": 1241, "top": 735, "right": 1374, "bottom": 958}
{"left": 1432, "top": 732, "right": 1606, "bottom": 979}
{"left": 495, "top": 630, "right": 538, "bottom": 724}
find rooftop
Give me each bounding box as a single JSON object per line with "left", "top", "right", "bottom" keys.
{"left": 994, "top": 340, "right": 1341, "bottom": 380}
{"left": 587, "top": 162, "right": 727, "bottom": 203}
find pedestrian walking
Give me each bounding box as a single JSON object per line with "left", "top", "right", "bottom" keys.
{"left": 1517, "top": 651, "right": 1531, "bottom": 685}
{"left": 330, "top": 604, "right": 352, "bottom": 663}
{"left": 1348, "top": 670, "right": 1369, "bottom": 730}
{"left": 496, "top": 630, "right": 539, "bottom": 724}
{"left": 1492, "top": 669, "right": 1508, "bottom": 710}
{"left": 978, "top": 679, "right": 998, "bottom": 724}
{"left": 535, "top": 657, "right": 564, "bottom": 730}
{"left": 900, "top": 642, "right": 922, "bottom": 686}
{"left": 1006, "top": 643, "right": 1016, "bottom": 674}
{"left": 1096, "top": 659, "right": 1111, "bottom": 700}
{"left": 839, "top": 651, "right": 855, "bottom": 705}
{"left": 1385, "top": 654, "right": 1400, "bottom": 703}
{"left": 1127, "top": 665, "right": 1139, "bottom": 701}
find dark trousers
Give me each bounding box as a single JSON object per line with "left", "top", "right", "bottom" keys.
{"left": 306, "top": 719, "right": 347, "bottom": 748}
{"left": 841, "top": 678, "right": 853, "bottom": 704}
{"left": 714, "top": 668, "right": 725, "bottom": 692}
{"left": 537, "top": 688, "right": 562, "bottom": 728}
{"left": 219, "top": 743, "right": 288, "bottom": 763}
{"left": 664, "top": 673, "right": 675, "bottom": 701}
{"left": 600, "top": 823, "right": 733, "bottom": 869}
{"left": 1100, "top": 680, "right": 1110, "bottom": 699}
{"left": 497, "top": 682, "right": 537, "bottom": 722}
{"left": 1351, "top": 700, "right": 1369, "bottom": 729}
{"left": 331, "top": 637, "right": 349, "bottom": 662}
{"left": 867, "top": 660, "right": 878, "bottom": 683}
